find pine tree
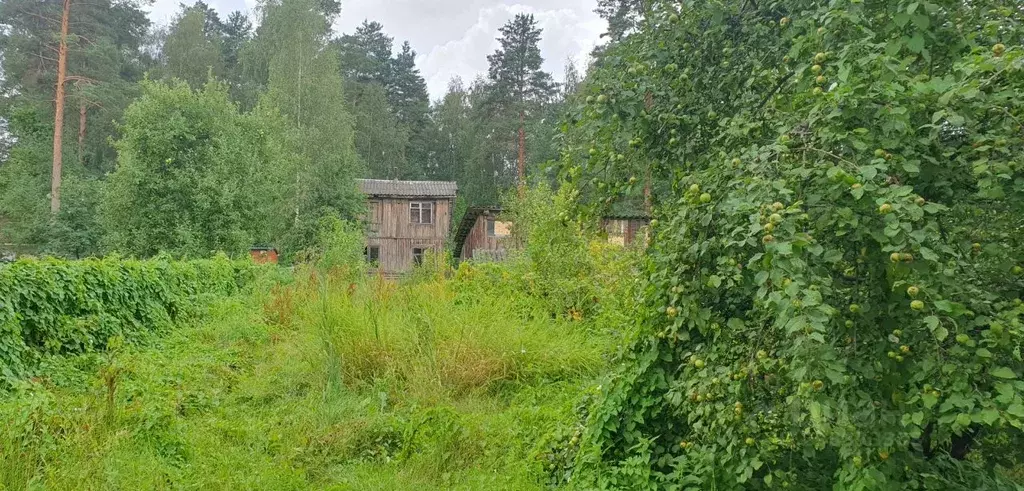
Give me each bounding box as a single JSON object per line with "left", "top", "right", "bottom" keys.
{"left": 595, "top": 0, "right": 647, "bottom": 41}
{"left": 388, "top": 41, "right": 429, "bottom": 127}
{"left": 0, "top": 0, "right": 148, "bottom": 239}
{"left": 485, "top": 14, "right": 557, "bottom": 190}
{"left": 336, "top": 20, "right": 393, "bottom": 86}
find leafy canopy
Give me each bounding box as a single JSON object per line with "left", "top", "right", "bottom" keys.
{"left": 566, "top": 1, "right": 1024, "bottom": 489}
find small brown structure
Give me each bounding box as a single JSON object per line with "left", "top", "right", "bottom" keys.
{"left": 453, "top": 207, "right": 512, "bottom": 262}
{"left": 601, "top": 214, "right": 650, "bottom": 247}
{"left": 358, "top": 179, "right": 457, "bottom": 275}
{"left": 250, "top": 246, "right": 279, "bottom": 264}
{"left": 453, "top": 207, "right": 649, "bottom": 262}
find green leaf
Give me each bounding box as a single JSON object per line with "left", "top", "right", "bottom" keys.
{"left": 923, "top": 391, "right": 939, "bottom": 408}
{"left": 933, "top": 326, "right": 948, "bottom": 342}
{"left": 990, "top": 367, "right": 1017, "bottom": 379}
{"left": 860, "top": 166, "right": 878, "bottom": 181}
{"left": 707, "top": 275, "right": 722, "bottom": 288}
{"left": 907, "top": 34, "right": 925, "bottom": 54}
{"left": 977, "top": 408, "right": 1000, "bottom": 425}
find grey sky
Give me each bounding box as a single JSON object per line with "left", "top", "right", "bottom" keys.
{"left": 144, "top": 0, "right": 605, "bottom": 100}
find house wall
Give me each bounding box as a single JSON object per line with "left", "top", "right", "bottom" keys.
{"left": 602, "top": 218, "right": 650, "bottom": 247}
{"left": 367, "top": 197, "right": 453, "bottom": 274}
{"left": 460, "top": 212, "right": 510, "bottom": 260}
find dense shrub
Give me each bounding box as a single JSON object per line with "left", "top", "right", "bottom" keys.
{"left": 565, "top": 1, "right": 1024, "bottom": 489}
{"left": 478, "top": 183, "right": 644, "bottom": 323}
{"left": 0, "top": 255, "right": 256, "bottom": 384}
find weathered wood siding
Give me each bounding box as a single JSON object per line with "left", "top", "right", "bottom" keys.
{"left": 367, "top": 197, "right": 452, "bottom": 274}
{"left": 460, "top": 212, "right": 510, "bottom": 260}
{"left": 602, "top": 218, "right": 650, "bottom": 247}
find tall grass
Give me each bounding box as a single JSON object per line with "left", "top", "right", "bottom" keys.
{"left": 0, "top": 261, "right": 623, "bottom": 489}
{"left": 293, "top": 270, "right": 605, "bottom": 403}
{"left": 0, "top": 205, "right": 640, "bottom": 489}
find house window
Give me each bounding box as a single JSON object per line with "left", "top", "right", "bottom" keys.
{"left": 368, "top": 200, "right": 381, "bottom": 233}
{"left": 410, "top": 202, "right": 434, "bottom": 224}
{"left": 486, "top": 219, "right": 511, "bottom": 238}
{"left": 412, "top": 247, "right": 426, "bottom": 266}
{"left": 366, "top": 246, "right": 380, "bottom": 263}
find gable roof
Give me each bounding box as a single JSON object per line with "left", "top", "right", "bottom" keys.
{"left": 452, "top": 206, "right": 503, "bottom": 256}
{"left": 356, "top": 179, "right": 457, "bottom": 198}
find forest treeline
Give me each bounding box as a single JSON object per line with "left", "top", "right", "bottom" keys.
{"left": 0, "top": 0, "right": 589, "bottom": 258}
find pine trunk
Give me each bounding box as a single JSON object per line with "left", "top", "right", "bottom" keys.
{"left": 78, "top": 101, "right": 86, "bottom": 166}
{"left": 51, "top": 0, "right": 71, "bottom": 214}
{"left": 517, "top": 110, "right": 525, "bottom": 196}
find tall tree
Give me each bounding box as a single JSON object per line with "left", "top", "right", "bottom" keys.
{"left": 389, "top": 41, "right": 430, "bottom": 175}
{"left": 348, "top": 82, "right": 410, "bottom": 179}
{"left": 595, "top": 0, "right": 647, "bottom": 41}
{"left": 335, "top": 21, "right": 431, "bottom": 180}
{"left": 335, "top": 20, "right": 393, "bottom": 86}
{"left": 162, "top": 7, "right": 225, "bottom": 88}
{"left": 485, "top": 14, "right": 557, "bottom": 191}
{"left": 462, "top": 76, "right": 517, "bottom": 205}
{"left": 562, "top": 57, "right": 583, "bottom": 98}
{"left": 101, "top": 80, "right": 278, "bottom": 257}
{"left": 388, "top": 41, "right": 429, "bottom": 126}
{"left": 424, "top": 77, "right": 471, "bottom": 182}
{"left": 51, "top": 0, "right": 71, "bottom": 213}
{"left": 256, "top": 0, "right": 363, "bottom": 254}
{"left": 0, "top": 0, "right": 148, "bottom": 240}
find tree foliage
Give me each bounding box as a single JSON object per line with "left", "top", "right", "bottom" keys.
{"left": 566, "top": 1, "right": 1024, "bottom": 488}
{"left": 101, "top": 81, "right": 279, "bottom": 257}
{"left": 162, "top": 8, "right": 225, "bottom": 88}
{"left": 257, "top": 0, "right": 363, "bottom": 255}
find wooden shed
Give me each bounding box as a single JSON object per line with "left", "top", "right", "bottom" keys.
{"left": 357, "top": 179, "right": 457, "bottom": 275}
{"left": 249, "top": 246, "right": 279, "bottom": 264}
{"left": 601, "top": 213, "right": 650, "bottom": 247}
{"left": 452, "top": 207, "right": 512, "bottom": 262}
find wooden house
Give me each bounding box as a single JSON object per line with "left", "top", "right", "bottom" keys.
{"left": 453, "top": 207, "right": 649, "bottom": 263}
{"left": 452, "top": 207, "right": 512, "bottom": 262}
{"left": 357, "top": 179, "right": 457, "bottom": 275}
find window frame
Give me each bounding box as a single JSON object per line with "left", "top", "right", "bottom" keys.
{"left": 368, "top": 200, "right": 382, "bottom": 233}
{"left": 410, "top": 201, "right": 435, "bottom": 225}
{"left": 366, "top": 245, "right": 380, "bottom": 263}
{"left": 486, "top": 218, "right": 510, "bottom": 238}
{"left": 412, "top": 247, "right": 426, "bottom": 266}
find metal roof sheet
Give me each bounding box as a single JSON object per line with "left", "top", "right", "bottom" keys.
{"left": 356, "top": 179, "right": 458, "bottom": 197}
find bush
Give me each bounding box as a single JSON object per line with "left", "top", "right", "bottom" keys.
{"left": 0, "top": 254, "right": 257, "bottom": 385}
{"left": 496, "top": 183, "right": 642, "bottom": 323}
{"left": 568, "top": 1, "right": 1024, "bottom": 489}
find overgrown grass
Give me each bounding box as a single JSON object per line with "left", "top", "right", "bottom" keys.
{"left": 0, "top": 259, "right": 621, "bottom": 489}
